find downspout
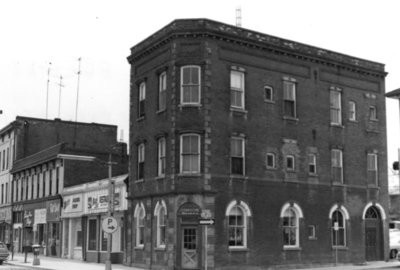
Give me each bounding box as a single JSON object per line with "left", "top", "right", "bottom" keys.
{"left": 149, "top": 198, "right": 154, "bottom": 270}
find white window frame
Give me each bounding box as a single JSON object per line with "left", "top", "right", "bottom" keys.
{"left": 330, "top": 90, "right": 342, "bottom": 125}
{"left": 158, "top": 72, "right": 167, "bottom": 111}
{"left": 137, "top": 143, "right": 145, "bottom": 180}
{"left": 180, "top": 65, "right": 201, "bottom": 105}
{"left": 264, "top": 85, "right": 273, "bottom": 102}
{"left": 231, "top": 137, "right": 245, "bottom": 175}
{"left": 226, "top": 200, "right": 251, "bottom": 249}
{"left": 308, "top": 154, "right": 317, "bottom": 174}
{"left": 331, "top": 149, "right": 343, "bottom": 183}
{"left": 348, "top": 101, "right": 356, "bottom": 121}
{"left": 134, "top": 203, "right": 146, "bottom": 248}
{"left": 281, "top": 203, "right": 303, "bottom": 248}
{"left": 369, "top": 106, "right": 377, "bottom": 120}
{"left": 330, "top": 209, "right": 346, "bottom": 247}
{"left": 266, "top": 152, "right": 276, "bottom": 169}
{"left": 283, "top": 80, "right": 296, "bottom": 118}
{"left": 180, "top": 134, "right": 200, "bottom": 174}
{"left": 157, "top": 138, "right": 166, "bottom": 177}
{"left": 230, "top": 70, "right": 245, "bottom": 109}
{"left": 154, "top": 201, "right": 167, "bottom": 248}
{"left": 138, "top": 82, "right": 146, "bottom": 117}
{"left": 286, "top": 155, "right": 295, "bottom": 171}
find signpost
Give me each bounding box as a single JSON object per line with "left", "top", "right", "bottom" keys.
{"left": 102, "top": 216, "right": 118, "bottom": 234}
{"left": 199, "top": 210, "right": 214, "bottom": 270}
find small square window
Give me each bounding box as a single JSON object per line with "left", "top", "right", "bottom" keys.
{"left": 264, "top": 86, "right": 273, "bottom": 102}
{"left": 308, "top": 225, "right": 316, "bottom": 239}
{"left": 286, "top": 155, "right": 295, "bottom": 171}
{"left": 369, "top": 106, "right": 377, "bottom": 120}
{"left": 266, "top": 153, "right": 275, "bottom": 169}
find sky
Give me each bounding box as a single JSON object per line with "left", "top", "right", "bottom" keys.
{"left": 1, "top": 0, "right": 400, "bottom": 183}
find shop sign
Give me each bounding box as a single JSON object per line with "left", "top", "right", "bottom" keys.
{"left": 24, "top": 210, "right": 34, "bottom": 227}
{"left": 47, "top": 200, "right": 61, "bottom": 221}
{"left": 178, "top": 202, "right": 201, "bottom": 216}
{"left": 88, "top": 193, "right": 120, "bottom": 210}
{"left": 34, "top": 209, "right": 47, "bottom": 224}
{"left": 0, "top": 207, "right": 11, "bottom": 222}
{"left": 63, "top": 194, "right": 83, "bottom": 213}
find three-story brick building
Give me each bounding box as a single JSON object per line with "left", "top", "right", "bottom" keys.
{"left": 126, "top": 19, "right": 389, "bottom": 269}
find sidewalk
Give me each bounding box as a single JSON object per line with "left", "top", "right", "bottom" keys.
{"left": 300, "top": 260, "right": 400, "bottom": 270}
{"left": 6, "top": 253, "right": 144, "bottom": 270}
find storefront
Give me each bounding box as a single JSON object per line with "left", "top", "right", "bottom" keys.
{"left": 0, "top": 207, "right": 12, "bottom": 247}
{"left": 47, "top": 199, "right": 61, "bottom": 257}
{"left": 61, "top": 174, "right": 127, "bottom": 264}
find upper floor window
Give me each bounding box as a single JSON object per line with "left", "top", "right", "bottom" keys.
{"left": 369, "top": 106, "right": 377, "bottom": 120}
{"left": 348, "top": 101, "right": 356, "bottom": 121}
{"left": 180, "top": 134, "right": 200, "bottom": 174}
{"left": 138, "top": 82, "right": 146, "bottom": 117}
{"left": 231, "top": 137, "right": 245, "bottom": 175}
{"left": 157, "top": 138, "right": 166, "bottom": 177}
{"left": 308, "top": 154, "right": 317, "bottom": 174}
{"left": 158, "top": 72, "right": 167, "bottom": 111}
{"left": 264, "top": 86, "right": 273, "bottom": 102}
{"left": 181, "top": 66, "right": 200, "bottom": 105}
{"left": 283, "top": 80, "right": 296, "bottom": 118}
{"left": 137, "top": 143, "right": 145, "bottom": 180}
{"left": 286, "top": 155, "right": 295, "bottom": 171}
{"left": 367, "top": 153, "right": 378, "bottom": 185}
{"left": 230, "top": 70, "right": 245, "bottom": 109}
{"left": 331, "top": 149, "right": 343, "bottom": 183}
{"left": 330, "top": 90, "right": 342, "bottom": 125}
{"left": 266, "top": 152, "right": 276, "bottom": 169}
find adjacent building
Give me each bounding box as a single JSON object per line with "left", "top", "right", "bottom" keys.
{"left": 61, "top": 173, "right": 128, "bottom": 263}
{"left": 126, "top": 19, "right": 389, "bottom": 269}
{"left": 0, "top": 116, "right": 128, "bottom": 256}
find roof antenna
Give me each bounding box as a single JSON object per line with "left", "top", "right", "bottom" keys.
{"left": 46, "top": 62, "right": 52, "bottom": 119}
{"left": 236, "top": 7, "right": 242, "bottom": 27}
{"left": 56, "top": 75, "right": 64, "bottom": 118}
{"left": 75, "top": 57, "right": 82, "bottom": 122}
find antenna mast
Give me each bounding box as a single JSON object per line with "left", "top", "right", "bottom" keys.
{"left": 236, "top": 7, "right": 242, "bottom": 27}
{"left": 56, "top": 75, "right": 64, "bottom": 118}
{"left": 46, "top": 62, "right": 52, "bottom": 119}
{"left": 75, "top": 57, "right": 82, "bottom": 122}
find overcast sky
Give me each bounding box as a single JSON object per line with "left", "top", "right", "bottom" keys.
{"left": 1, "top": 0, "right": 399, "bottom": 180}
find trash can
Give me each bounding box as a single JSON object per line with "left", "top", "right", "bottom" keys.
{"left": 32, "top": 244, "right": 41, "bottom": 266}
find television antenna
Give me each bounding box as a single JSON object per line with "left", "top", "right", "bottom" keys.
{"left": 56, "top": 75, "right": 65, "bottom": 118}
{"left": 45, "top": 62, "right": 52, "bottom": 119}
{"left": 75, "top": 57, "right": 82, "bottom": 122}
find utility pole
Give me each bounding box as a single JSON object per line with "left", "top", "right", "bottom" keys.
{"left": 105, "top": 153, "right": 116, "bottom": 270}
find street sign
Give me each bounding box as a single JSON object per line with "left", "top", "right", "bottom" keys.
{"left": 199, "top": 219, "right": 215, "bottom": 225}
{"left": 102, "top": 216, "right": 118, "bottom": 234}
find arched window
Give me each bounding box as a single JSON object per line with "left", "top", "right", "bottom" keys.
{"left": 281, "top": 202, "right": 303, "bottom": 248}
{"left": 226, "top": 201, "right": 251, "bottom": 248}
{"left": 331, "top": 210, "right": 346, "bottom": 247}
{"left": 134, "top": 203, "right": 146, "bottom": 247}
{"left": 154, "top": 200, "right": 167, "bottom": 248}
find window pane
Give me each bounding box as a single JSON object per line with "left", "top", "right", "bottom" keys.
{"left": 283, "top": 82, "right": 295, "bottom": 100}
{"left": 88, "top": 219, "right": 97, "bottom": 250}
{"left": 231, "top": 71, "right": 243, "bottom": 89}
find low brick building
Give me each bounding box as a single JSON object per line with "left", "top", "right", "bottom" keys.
{"left": 126, "top": 19, "right": 389, "bottom": 269}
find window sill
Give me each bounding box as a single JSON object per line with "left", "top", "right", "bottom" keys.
{"left": 308, "top": 173, "right": 318, "bottom": 177}
{"left": 230, "top": 107, "right": 248, "bottom": 115}
{"left": 330, "top": 123, "right": 344, "bottom": 128}
{"left": 134, "top": 246, "right": 145, "bottom": 250}
{"left": 135, "top": 179, "right": 144, "bottom": 183}
{"left": 332, "top": 246, "right": 348, "bottom": 250}
{"left": 266, "top": 167, "right": 277, "bottom": 170}
{"left": 136, "top": 116, "right": 145, "bottom": 122}
{"left": 156, "top": 109, "right": 166, "bottom": 115}
{"left": 228, "top": 247, "right": 249, "bottom": 252}
{"left": 155, "top": 246, "right": 166, "bottom": 251}
{"left": 178, "top": 104, "right": 202, "bottom": 109}
{"left": 283, "top": 246, "right": 302, "bottom": 251}
{"left": 155, "top": 176, "right": 165, "bottom": 180}
{"left": 283, "top": 116, "right": 299, "bottom": 122}
{"left": 230, "top": 175, "right": 247, "bottom": 181}
{"left": 178, "top": 173, "right": 202, "bottom": 177}
{"left": 308, "top": 237, "right": 317, "bottom": 241}
{"left": 332, "top": 182, "right": 345, "bottom": 187}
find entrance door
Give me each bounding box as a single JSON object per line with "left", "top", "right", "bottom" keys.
{"left": 365, "top": 206, "right": 383, "bottom": 261}
{"left": 181, "top": 227, "right": 198, "bottom": 269}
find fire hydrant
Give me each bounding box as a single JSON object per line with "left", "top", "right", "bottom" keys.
{"left": 32, "top": 244, "right": 41, "bottom": 266}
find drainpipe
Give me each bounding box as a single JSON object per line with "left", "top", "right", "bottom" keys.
{"left": 149, "top": 198, "right": 154, "bottom": 270}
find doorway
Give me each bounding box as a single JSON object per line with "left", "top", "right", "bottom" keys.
{"left": 181, "top": 227, "right": 198, "bottom": 269}
{"left": 364, "top": 206, "right": 383, "bottom": 261}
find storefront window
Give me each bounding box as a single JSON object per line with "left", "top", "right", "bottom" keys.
{"left": 76, "top": 231, "right": 82, "bottom": 247}
{"left": 88, "top": 219, "right": 97, "bottom": 251}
